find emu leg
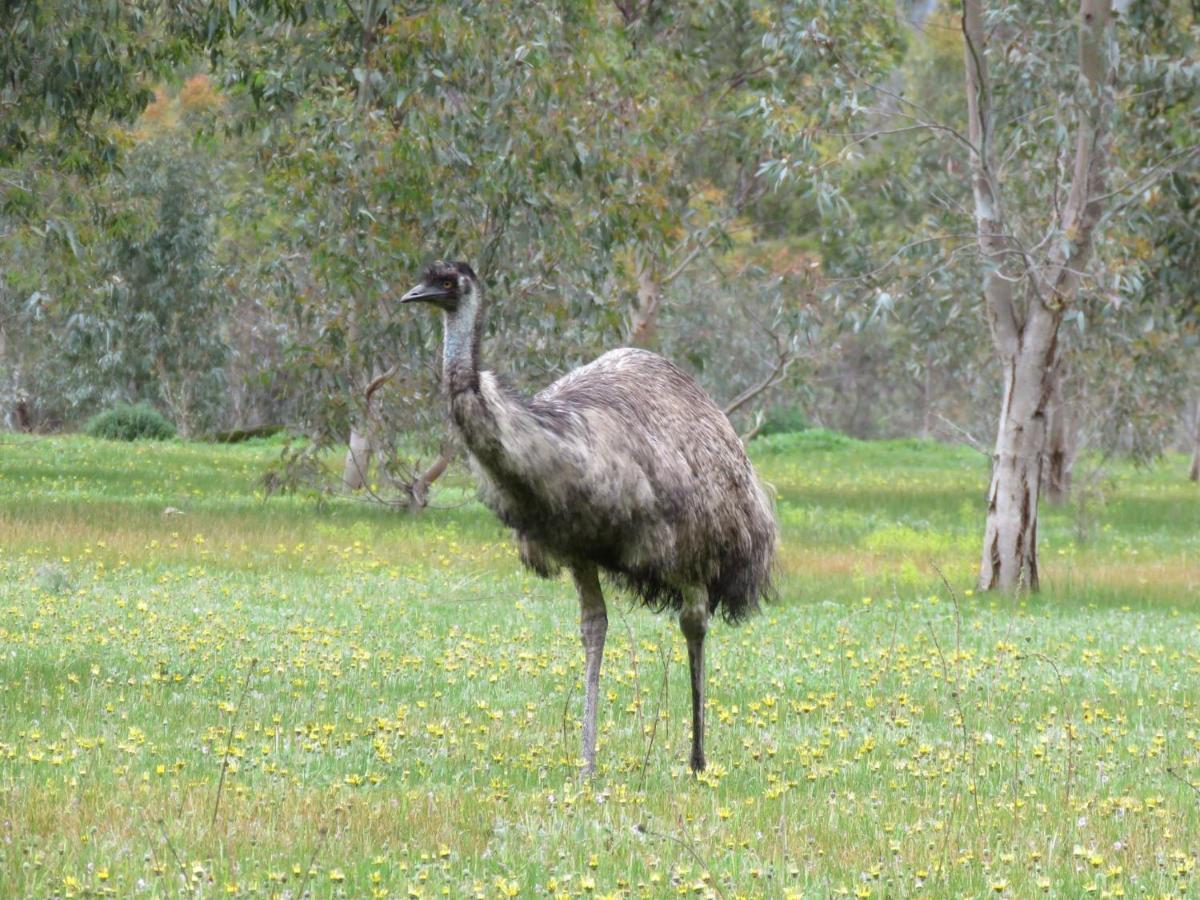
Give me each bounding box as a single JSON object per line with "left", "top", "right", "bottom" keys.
{"left": 572, "top": 564, "right": 607, "bottom": 777}
{"left": 680, "top": 590, "right": 710, "bottom": 772}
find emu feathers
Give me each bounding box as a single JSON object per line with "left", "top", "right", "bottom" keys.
{"left": 459, "top": 349, "right": 775, "bottom": 623}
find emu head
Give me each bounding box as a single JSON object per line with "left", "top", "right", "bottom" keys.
{"left": 400, "top": 260, "right": 478, "bottom": 313}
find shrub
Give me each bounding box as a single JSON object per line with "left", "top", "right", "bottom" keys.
{"left": 84, "top": 403, "right": 176, "bottom": 441}
{"left": 756, "top": 408, "right": 812, "bottom": 437}
{"left": 753, "top": 427, "right": 854, "bottom": 455}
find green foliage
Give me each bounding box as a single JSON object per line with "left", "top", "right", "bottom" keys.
{"left": 62, "top": 140, "right": 228, "bottom": 436}
{"left": 755, "top": 407, "right": 812, "bottom": 436}
{"left": 0, "top": 0, "right": 198, "bottom": 171}
{"left": 752, "top": 426, "right": 854, "bottom": 454}
{"left": 83, "top": 402, "right": 176, "bottom": 441}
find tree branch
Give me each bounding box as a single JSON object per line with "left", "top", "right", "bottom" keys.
{"left": 408, "top": 442, "right": 455, "bottom": 510}
{"left": 934, "top": 414, "right": 990, "bottom": 457}
{"left": 828, "top": 45, "right": 979, "bottom": 157}
{"left": 364, "top": 361, "right": 402, "bottom": 408}
{"left": 962, "top": 0, "right": 1022, "bottom": 354}
{"left": 1093, "top": 143, "right": 1200, "bottom": 208}
{"left": 723, "top": 349, "right": 796, "bottom": 418}
{"left": 1045, "top": 0, "right": 1117, "bottom": 301}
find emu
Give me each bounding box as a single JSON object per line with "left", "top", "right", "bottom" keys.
{"left": 401, "top": 260, "right": 776, "bottom": 774}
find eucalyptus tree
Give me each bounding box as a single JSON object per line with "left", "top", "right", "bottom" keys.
{"left": 600, "top": 0, "right": 910, "bottom": 437}
{"left": 810, "top": 10, "right": 999, "bottom": 441}
{"left": 958, "top": 0, "right": 1123, "bottom": 590}
{"left": 0, "top": 0, "right": 196, "bottom": 429}
{"left": 0, "top": 0, "right": 196, "bottom": 169}
{"left": 61, "top": 137, "right": 229, "bottom": 437}
{"left": 1035, "top": 0, "right": 1200, "bottom": 498}
{"left": 0, "top": 2, "right": 256, "bottom": 431}
{"left": 1118, "top": 0, "right": 1200, "bottom": 481}
{"left": 204, "top": 1, "right": 649, "bottom": 498}
{"left": 211, "top": 0, "right": 907, "bottom": 500}
{"left": 820, "top": 0, "right": 1183, "bottom": 575}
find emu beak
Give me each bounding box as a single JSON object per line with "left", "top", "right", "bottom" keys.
{"left": 400, "top": 282, "right": 450, "bottom": 304}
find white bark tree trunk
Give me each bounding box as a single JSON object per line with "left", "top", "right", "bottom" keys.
{"left": 341, "top": 1, "right": 384, "bottom": 494}
{"left": 964, "top": 0, "right": 1116, "bottom": 591}
{"left": 979, "top": 326, "right": 1057, "bottom": 591}
{"left": 342, "top": 426, "right": 373, "bottom": 491}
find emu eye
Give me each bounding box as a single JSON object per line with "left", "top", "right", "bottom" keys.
{"left": 441, "top": 279, "right": 454, "bottom": 290}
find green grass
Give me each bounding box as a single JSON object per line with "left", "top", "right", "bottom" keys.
{"left": 1, "top": 433, "right": 1198, "bottom": 898}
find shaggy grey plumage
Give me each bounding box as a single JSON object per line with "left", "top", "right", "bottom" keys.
{"left": 401, "top": 260, "right": 777, "bottom": 774}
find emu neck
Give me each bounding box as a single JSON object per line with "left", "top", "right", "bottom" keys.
{"left": 442, "top": 287, "right": 523, "bottom": 475}
{"left": 442, "top": 290, "right": 483, "bottom": 396}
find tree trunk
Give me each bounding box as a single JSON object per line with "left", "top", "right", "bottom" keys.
{"left": 1190, "top": 397, "right": 1200, "bottom": 482}
{"left": 920, "top": 362, "right": 934, "bottom": 439}
{"left": 342, "top": 426, "right": 373, "bottom": 491}
{"left": 12, "top": 397, "right": 31, "bottom": 432}
{"left": 342, "top": 2, "right": 384, "bottom": 495}
{"left": 978, "top": 320, "right": 1058, "bottom": 592}
{"left": 1043, "top": 365, "right": 1074, "bottom": 504}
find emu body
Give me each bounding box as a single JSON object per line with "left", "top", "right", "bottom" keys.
{"left": 402, "top": 261, "right": 776, "bottom": 774}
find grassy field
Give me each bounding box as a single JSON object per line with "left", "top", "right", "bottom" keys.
{"left": 1, "top": 431, "right": 1198, "bottom": 898}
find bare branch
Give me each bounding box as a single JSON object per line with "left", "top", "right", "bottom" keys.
{"left": 723, "top": 350, "right": 796, "bottom": 418}
{"left": 739, "top": 412, "right": 766, "bottom": 445}
{"left": 1093, "top": 143, "right": 1200, "bottom": 208}
{"left": 827, "top": 232, "right": 980, "bottom": 286}
{"left": 341, "top": 0, "right": 365, "bottom": 34}
{"left": 934, "top": 414, "right": 990, "bottom": 457}
{"left": 662, "top": 238, "right": 713, "bottom": 288}
{"left": 407, "top": 442, "right": 455, "bottom": 510}
{"left": 827, "top": 45, "right": 979, "bottom": 157}
{"left": 364, "top": 361, "right": 402, "bottom": 407}
{"left": 818, "top": 122, "right": 980, "bottom": 185}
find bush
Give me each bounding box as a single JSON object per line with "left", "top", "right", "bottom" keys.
{"left": 84, "top": 403, "right": 176, "bottom": 441}
{"left": 756, "top": 408, "right": 812, "bottom": 437}
{"left": 752, "top": 427, "right": 854, "bottom": 455}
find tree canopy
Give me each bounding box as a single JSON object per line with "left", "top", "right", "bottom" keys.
{"left": 2, "top": 0, "right": 1197, "bottom": 565}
